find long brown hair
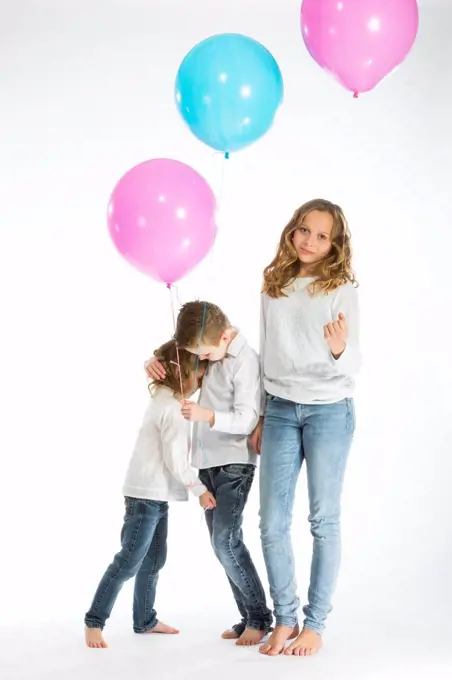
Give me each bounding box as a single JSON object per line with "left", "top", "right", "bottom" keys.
{"left": 262, "top": 198, "right": 357, "bottom": 299}
{"left": 148, "top": 340, "right": 207, "bottom": 397}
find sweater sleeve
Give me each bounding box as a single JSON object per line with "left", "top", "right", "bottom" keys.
{"left": 259, "top": 293, "right": 268, "bottom": 416}
{"left": 330, "top": 283, "right": 362, "bottom": 375}
{"left": 161, "top": 408, "right": 207, "bottom": 498}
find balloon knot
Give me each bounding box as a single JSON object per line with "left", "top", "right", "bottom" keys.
{"left": 225, "top": 152, "right": 230, "bottom": 160}
{"left": 166, "top": 283, "right": 171, "bottom": 289}
{"left": 353, "top": 92, "right": 359, "bottom": 99}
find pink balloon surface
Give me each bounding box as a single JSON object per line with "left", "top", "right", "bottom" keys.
{"left": 301, "top": 0, "right": 419, "bottom": 96}
{"left": 108, "top": 159, "right": 217, "bottom": 285}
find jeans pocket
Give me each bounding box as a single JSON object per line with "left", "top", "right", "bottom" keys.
{"left": 222, "top": 463, "right": 255, "bottom": 480}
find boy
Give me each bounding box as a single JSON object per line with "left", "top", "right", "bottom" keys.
{"left": 146, "top": 301, "right": 272, "bottom": 645}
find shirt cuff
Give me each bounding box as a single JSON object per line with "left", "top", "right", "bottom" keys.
{"left": 189, "top": 483, "right": 207, "bottom": 498}
{"left": 210, "top": 410, "right": 230, "bottom": 433}
{"left": 331, "top": 343, "right": 359, "bottom": 374}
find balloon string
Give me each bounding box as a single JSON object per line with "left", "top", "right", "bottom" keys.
{"left": 193, "top": 151, "right": 228, "bottom": 468}
{"left": 193, "top": 301, "right": 208, "bottom": 392}
{"left": 167, "top": 284, "right": 208, "bottom": 465}
{"left": 167, "top": 283, "right": 185, "bottom": 402}
{"left": 211, "top": 151, "right": 229, "bottom": 212}
{"left": 172, "top": 283, "right": 184, "bottom": 308}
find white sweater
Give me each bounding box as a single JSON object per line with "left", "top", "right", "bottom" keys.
{"left": 122, "top": 387, "right": 207, "bottom": 502}
{"left": 260, "top": 278, "right": 361, "bottom": 409}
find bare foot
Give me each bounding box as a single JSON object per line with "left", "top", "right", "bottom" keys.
{"left": 85, "top": 627, "right": 108, "bottom": 649}
{"left": 236, "top": 628, "right": 267, "bottom": 646}
{"left": 221, "top": 628, "right": 240, "bottom": 640}
{"left": 259, "top": 624, "right": 299, "bottom": 656}
{"left": 284, "top": 628, "right": 322, "bottom": 656}
{"left": 141, "top": 620, "right": 179, "bottom": 635}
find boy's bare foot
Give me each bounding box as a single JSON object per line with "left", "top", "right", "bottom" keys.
{"left": 85, "top": 627, "right": 108, "bottom": 649}
{"left": 221, "top": 628, "right": 240, "bottom": 640}
{"left": 142, "top": 621, "right": 179, "bottom": 634}
{"left": 236, "top": 628, "right": 267, "bottom": 646}
{"left": 259, "top": 624, "right": 299, "bottom": 656}
{"left": 284, "top": 628, "right": 322, "bottom": 656}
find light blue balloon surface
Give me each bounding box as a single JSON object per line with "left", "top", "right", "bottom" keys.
{"left": 175, "top": 33, "right": 284, "bottom": 154}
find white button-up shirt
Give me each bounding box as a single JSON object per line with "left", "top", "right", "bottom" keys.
{"left": 123, "top": 387, "right": 207, "bottom": 502}
{"left": 191, "top": 332, "right": 260, "bottom": 470}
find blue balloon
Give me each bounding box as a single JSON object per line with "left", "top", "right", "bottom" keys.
{"left": 175, "top": 33, "right": 284, "bottom": 154}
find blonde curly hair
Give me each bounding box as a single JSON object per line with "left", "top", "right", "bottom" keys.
{"left": 262, "top": 198, "right": 358, "bottom": 298}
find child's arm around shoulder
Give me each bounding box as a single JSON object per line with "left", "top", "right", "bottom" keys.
{"left": 211, "top": 347, "right": 260, "bottom": 436}
{"left": 160, "top": 403, "right": 207, "bottom": 498}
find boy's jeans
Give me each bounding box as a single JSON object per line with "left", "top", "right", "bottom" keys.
{"left": 259, "top": 395, "right": 355, "bottom": 634}
{"left": 199, "top": 464, "right": 273, "bottom": 635}
{"left": 85, "top": 497, "right": 168, "bottom": 633}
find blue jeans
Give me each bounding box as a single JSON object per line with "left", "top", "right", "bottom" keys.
{"left": 85, "top": 497, "right": 168, "bottom": 633}
{"left": 199, "top": 464, "right": 273, "bottom": 634}
{"left": 259, "top": 395, "right": 355, "bottom": 634}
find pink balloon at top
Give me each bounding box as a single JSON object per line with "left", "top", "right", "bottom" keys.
{"left": 301, "top": 0, "right": 419, "bottom": 96}
{"left": 108, "top": 159, "right": 217, "bottom": 285}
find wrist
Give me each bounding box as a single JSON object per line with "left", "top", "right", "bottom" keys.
{"left": 331, "top": 342, "right": 346, "bottom": 360}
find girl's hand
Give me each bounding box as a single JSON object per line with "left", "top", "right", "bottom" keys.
{"left": 324, "top": 313, "right": 348, "bottom": 359}
{"left": 250, "top": 418, "right": 264, "bottom": 454}
{"left": 199, "top": 490, "right": 216, "bottom": 510}
{"left": 144, "top": 357, "right": 166, "bottom": 380}
{"left": 182, "top": 401, "right": 214, "bottom": 425}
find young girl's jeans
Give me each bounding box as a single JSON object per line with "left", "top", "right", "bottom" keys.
{"left": 84, "top": 497, "right": 168, "bottom": 633}
{"left": 199, "top": 464, "right": 273, "bottom": 635}
{"left": 259, "top": 395, "right": 355, "bottom": 634}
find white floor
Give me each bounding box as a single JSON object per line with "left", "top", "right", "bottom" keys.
{"left": 2, "top": 612, "right": 451, "bottom": 680}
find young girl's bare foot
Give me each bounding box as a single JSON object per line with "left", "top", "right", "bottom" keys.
{"left": 284, "top": 628, "right": 322, "bottom": 656}
{"left": 236, "top": 628, "right": 267, "bottom": 646}
{"left": 259, "top": 624, "right": 299, "bottom": 656}
{"left": 221, "top": 628, "right": 240, "bottom": 640}
{"left": 85, "top": 627, "right": 108, "bottom": 648}
{"left": 141, "top": 621, "right": 179, "bottom": 634}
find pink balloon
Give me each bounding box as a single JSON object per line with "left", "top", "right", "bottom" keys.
{"left": 300, "top": 0, "right": 419, "bottom": 96}
{"left": 108, "top": 159, "right": 217, "bottom": 285}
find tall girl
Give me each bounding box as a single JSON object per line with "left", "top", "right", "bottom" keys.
{"left": 251, "top": 199, "right": 361, "bottom": 657}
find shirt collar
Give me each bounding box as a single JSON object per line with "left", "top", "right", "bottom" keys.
{"left": 226, "top": 330, "right": 246, "bottom": 357}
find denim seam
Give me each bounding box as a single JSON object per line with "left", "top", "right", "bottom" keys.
{"left": 92, "top": 502, "right": 145, "bottom": 614}
{"left": 273, "top": 421, "right": 300, "bottom": 629}
{"left": 226, "top": 474, "right": 270, "bottom": 625}
{"left": 143, "top": 524, "right": 159, "bottom": 624}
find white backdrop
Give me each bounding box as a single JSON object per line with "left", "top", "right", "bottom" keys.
{"left": 1, "top": 1, "right": 452, "bottom": 679}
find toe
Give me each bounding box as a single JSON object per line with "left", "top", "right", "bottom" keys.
{"left": 268, "top": 644, "right": 283, "bottom": 656}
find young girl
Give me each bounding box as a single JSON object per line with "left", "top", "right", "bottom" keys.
{"left": 250, "top": 199, "right": 361, "bottom": 657}
{"left": 84, "top": 340, "right": 215, "bottom": 648}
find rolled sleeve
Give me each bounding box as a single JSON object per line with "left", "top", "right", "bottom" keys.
{"left": 330, "top": 283, "right": 362, "bottom": 375}
{"left": 210, "top": 355, "right": 260, "bottom": 436}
